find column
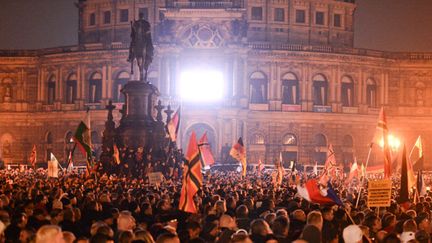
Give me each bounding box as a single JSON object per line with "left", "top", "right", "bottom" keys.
{"left": 57, "top": 67, "right": 63, "bottom": 102}
{"left": 102, "top": 64, "right": 108, "bottom": 99}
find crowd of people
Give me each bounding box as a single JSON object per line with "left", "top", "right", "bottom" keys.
{"left": 0, "top": 165, "right": 430, "bottom": 243}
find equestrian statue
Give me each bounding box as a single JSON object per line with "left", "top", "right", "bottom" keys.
{"left": 127, "top": 13, "right": 154, "bottom": 82}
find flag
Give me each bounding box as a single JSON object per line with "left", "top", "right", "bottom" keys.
{"left": 230, "top": 137, "right": 247, "bottom": 177}
{"left": 411, "top": 136, "right": 424, "bottom": 171}
{"left": 324, "top": 144, "right": 337, "bottom": 176}
{"left": 376, "top": 107, "right": 392, "bottom": 178}
{"left": 399, "top": 145, "right": 410, "bottom": 210}
{"left": 179, "top": 131, "right": 203, "bottom": 214}
{"left": 66, "top": 144, "right": 76, "bottom": 173}
{"left": 113, "top": 144, "right": 121, "bottom": 165}
{"left": 198, "top": 132, "right": 215, "bottom": 166}
{"left": 29, "top": 145, "right": 37, "bottom": 167}
{"left": 257, "top": 159, "right": 263, "bottom": 176}
{"left": 296, "top": 179, "right": 343, "bottom": 206}
{"left": 347, "top": 160, "right": 359, "bottom": 182}
{"left": 48, "top": 153, "right": 59, "bottom": 178}
{"left": 74, "top": 121, "right": 93, "bottom": 165}
{"left": 276, "top": 152, "right": 284, "bottom": 186}
{"left": 360, "top": 163, "right": 365, "bottom": 178}
{"left": 167, "top": 107, "right": 180, "bottom": 142}
{"left": 417, "top": 170, "right": 426, "bottom": 197}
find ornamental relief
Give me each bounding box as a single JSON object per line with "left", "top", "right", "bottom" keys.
{"left": 178, "top": 23, "right": 228, "bottom": 48}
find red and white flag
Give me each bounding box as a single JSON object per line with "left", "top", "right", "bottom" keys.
{"left": 198, "top": 132, "right": 215, "bottom": 166}
{"left": 376, "top": 107, "right": 392, "bottom": 178}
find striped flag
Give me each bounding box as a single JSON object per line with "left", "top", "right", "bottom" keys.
{"left": 198, "top": 132, "right": 215, "bottom": 166}
{"left": 166, "top": 107, "right": 180, "bottom": 142}
{"left": 411, "top": 136, "right": 424, "bottom": 171}
{"left": 179, "top": 131, "right": 203, "bottom": 214}
{"left": 29, "top": 145, "right": 37, "bottom": 168}
{"left": 276, "top": 152, "right": 284, "bottom": 186}
{"left": 230, "top": 137, "right": 247, "bottom": 177}
{"left": 324, "top": 144, "right": 337, "bottom": 177}
{"left": 66, "top": 144, "right": 76, "bottom": 173}
{"left": 417, "top": 170, "right": 426, "bottom": 197}
{"left": 377, "top": 107, "right": 392, "bottom": 178}
{"left": 347, "top": 159, "right": 359, "bottom": 182}
{"left": 399, "top": 145, "right": 410, "bottom": 209}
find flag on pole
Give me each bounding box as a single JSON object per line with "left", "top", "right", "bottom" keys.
{"left": 313, "top": 161, "right": 318, "bottom": 175}
{"left": 411, "top": 136, "right": 424, "bottom": 171}
{"left": 376, "top": 107, "right": 392, "bottom": 178}
{"left": 276, "top": 152, "right": 284, "bottom": 186}
{"left": 296, "top": 179, "right": 343, "bottom": 206}
{"left": 29, "top": 145, "right": 37, "bottom": 168}
{"left": 230, "top": 137, "right": 247, "bottom": 177}
{"left": 179, "top": 131, "right": 203, "bottom": 214}
{"left": 74, "top": 121, "right": 93, "bottom": 169}
{"left": 166, "top": 107, "right": 180, "bottom": 142}
{"left": 257, "top": 159, "right": 263, "bottom": 176}
{"left": 48, "top": 153, "right": 59, "bottom": 178}
{"left": 113, "top": 144, "right": 121, "bottom": 165}
{"left": 360, "top": 163, "right": 365, "bottom": 178}
{"left": 417, "top": 170, "right": 426, "bottom": 197}
{"left": 66, "top": 144, "right": 76, "bottom": 173}
{"left": 399, "top": 145, "right": 410, "bottom": 210}
{"left": 198, "top": 132, "right": 215, "bottom": 166}
{"left": 347, "top": 159, "right": 359, "bottom": 182}
{"left": 324, "top": 144, "right": 337, "bottom": 177}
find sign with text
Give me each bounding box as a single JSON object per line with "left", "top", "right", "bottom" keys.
{"left": 148, "top": 172, "right": 164, "bottom": 185}
{"left": 367, "top": 179, "right": 392, "bottom": 207}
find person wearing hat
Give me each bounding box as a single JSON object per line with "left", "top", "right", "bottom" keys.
{"left": 342, "top": 225, "right": 363, "bottom": 243}
{"left": 415, "top": 213, "right": 430, "bottom": 232}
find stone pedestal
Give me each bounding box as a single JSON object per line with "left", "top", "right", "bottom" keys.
{"left": 116, "top": 81, "right": 160, "bottom": 150}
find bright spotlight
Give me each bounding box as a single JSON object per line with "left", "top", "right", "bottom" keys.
{"left": 180, "top": 70, "right": 224, "bottom": 102}
{"left": 378, "top": 134, "right": 401, "bottom": 151}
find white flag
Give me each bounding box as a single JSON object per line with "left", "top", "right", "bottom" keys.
{"left": 48, "top": 153, "right": 59, "bottom": 178}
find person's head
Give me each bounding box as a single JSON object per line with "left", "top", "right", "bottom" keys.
{"left": 363, "top": 215, "right": 381, "bottom": 233}
{"left": 292, "top": 209, "right": 306, "bottom": 222}
{"left": 382, "top": 214, "right": 397, "bottom": 228}
{"left": 134, "top": 230, "right": 154, "bottom": 243}
{"left": 155, "top": 232, "right": 180, "bottom": 243}
{"left": 62, "top": 231, "right": 76, "bottom": 243}
{"left": 415, "top": 214, "right": 430, "bottom": 231}
{"left": 300, "top": 224, "right": 321, "bottom": 243}
{"left": 118, "top": 211, "right": 136, "bottom": 232}
{"left": 35, "top": 225, "right": 65, "bottom": 243}
{"left": 186, "top": 221, "right": 201, "bottom": 240}
{"left": 19, "top": 227, "right": 35, "bottom": 243}
{"left": 250, "top": 219, "right": 272, "bottom": 237}
{"left": 306, "top": 211, "right": 323, "bottom": 231}
{"left": 321, "top": 206, "right": 334, "bottom": 221}
{"left": 271, "top": 216, "right": 289, "bottom": 237}
{"left": 90, "top": 233, "right": 114, "bottom": 243}
{"left": 219, "top": 214, "right": 237, "bottom": 230}
{"left": 343, "top": 225, "right": 363, "bottom": 243}
{"left": 236, "top": 205, "right": 249, "bottom": 218}
{"left": 402, "top": 219, "right": 417, "bottom": 232}
{"left": 118, "top": 230, "right": 134, "bottom": 243}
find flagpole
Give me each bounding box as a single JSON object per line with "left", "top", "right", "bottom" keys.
{"left": 408, "top": 136, "right": 419, "bottom": 159}
{"left": 355, "top": 142, "right": 373, "bottom": 208}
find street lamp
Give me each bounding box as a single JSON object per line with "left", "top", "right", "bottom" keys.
{"left": 378, "top": 134, "right": 401, "bottom": 151}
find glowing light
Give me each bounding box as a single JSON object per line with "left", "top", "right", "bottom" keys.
{"left": 180, "top": 70, "right": 224, "bottom": 102}
{"left": 378, "top": 134, "right": 401, "bottom": 151}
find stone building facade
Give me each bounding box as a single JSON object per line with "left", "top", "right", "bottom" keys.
{"left": 0, "top": 0, "right": 431, "bottom": 169}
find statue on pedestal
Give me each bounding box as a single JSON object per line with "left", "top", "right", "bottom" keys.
{"left": 127, "top": 13, "right": 154, "bottom": 82}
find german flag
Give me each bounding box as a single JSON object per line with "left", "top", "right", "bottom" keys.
{"left": 399, "top": 145, "right": 410, "bottom": 210}
{"left": 377, "top": 107, "right": 392, "bottom": 179}
{"left": 230, "top": 137, "right": 247, "bottom": 177}
{"left": 198, "top": 132, "right": 215, "bottom": 166}
{"left": 179, "top": 131, "right": 203, "bottom": 214}
{"left": 166, "top": 107, "right": 180, "bottom": 142}
{"left": 29, "top": 145, "right": 37, "bottom": 168}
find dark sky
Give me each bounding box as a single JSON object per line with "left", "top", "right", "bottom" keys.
{"left": 1, "top": 0, "right": 432, "bottom": 52}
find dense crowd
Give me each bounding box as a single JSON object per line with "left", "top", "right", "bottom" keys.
{"left": 0, "top": 167, "right": 431, "bottom": 243}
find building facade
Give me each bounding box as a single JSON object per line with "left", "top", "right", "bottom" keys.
{"left": 0, "top": 0, "right": 431, "bottom": 169}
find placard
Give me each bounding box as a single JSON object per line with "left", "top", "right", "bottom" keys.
{"left": 367, "top": 179, "right": 392, "bottom": 207}
{"left": 148, "top": 172, "right": 164, "bottom": 185}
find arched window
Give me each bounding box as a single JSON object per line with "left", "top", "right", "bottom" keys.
{"left": 1, "top": 78, "right": 14, "bottom": 103}
{"left": 249, "top": 72, "right": 267, "bottom": 104}
{"left": 341, "top": 76, "right": 354, "bottom": 107}
{"left": 113, "top": 71, "right": 129, "bottom": 102}
{"left": 314, "top": 133, "right": 327, "bottom": 165}
{"left": 282, "top": 133, "right": 297, "bottom": 146}
{"left": 250, "top": 133, "right": 265, "bottom": 145}
{"left": 66, "top": 73, "right": 77, "bottom": 104}
{"left": 89, "top": 72, "right": 102, "bottom": 103}
{"left": 312, "top": 74, "right": 328, "bottom": 105}
{"left": 366, "top": 79, "right": 377, "bottom": 107}
{"left": 282, "top": 73, "right": 299, "bottom": 105}
{"left": 47, "top": 75, "right": 56, "bottom": 105}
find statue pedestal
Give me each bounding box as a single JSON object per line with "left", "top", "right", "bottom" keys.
{"left": 116, "top": 81, "right": 160, "bottom": 150}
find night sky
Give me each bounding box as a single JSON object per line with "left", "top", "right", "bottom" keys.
{"left": 0, "top": 0, "right": 432, "bottom": 52}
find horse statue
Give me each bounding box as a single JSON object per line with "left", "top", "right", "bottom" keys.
{"left": 127, "top": 13, "right": 154, "bottom": 82}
